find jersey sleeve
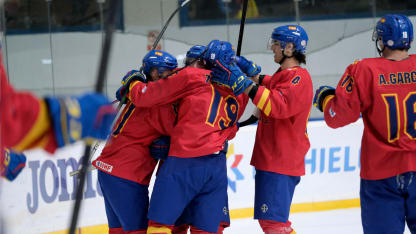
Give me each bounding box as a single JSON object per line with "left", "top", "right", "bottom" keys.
{"left": 148, "top": 104, "right": 176, "bottom": 136}
{"left": 128, "top": 69, "right": 205, "bottom": 108}
{"left": 322, "top": 62, "right": 364, "bottom": 128}
{"left": 260, "top": 75, "right": 272, "bottom": 87}
{"left": 251, "top": 73, "right": 312, "bottom": 119}
{"left": 1, "top": 66, "right": 57, "bottom": 153}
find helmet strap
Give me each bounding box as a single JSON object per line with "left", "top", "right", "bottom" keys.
{"left": 278, "top": 48, "right": 294, "bottom": 65}
{"left": 376, "top": 38, "right": 385, "bottom": 56}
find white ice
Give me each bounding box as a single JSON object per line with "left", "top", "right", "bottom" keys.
{"left": 224, "top": 208, "right": 412, "bottom": 234}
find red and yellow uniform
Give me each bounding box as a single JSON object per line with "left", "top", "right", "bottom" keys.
{"left": 92, "top": 100, "right": 176, "bottom": 233}
{"left": 0, "top": 53, "right": 57, "bottom": 159}
{"left": 93, "top": 102, "right": 176, "bottom": 185}
{"left": 250, "top": 67, "right": 313, "bottom": 176}
{"left": 128, "top": 67, "right": 249, "bottom": 157}
{"left": 128, "top": 66, "right": 248, "bottom": 234}
{"left": 322, "top": 55, "right": 416, "bottom": 180}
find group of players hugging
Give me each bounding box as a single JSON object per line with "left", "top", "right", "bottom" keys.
{"left": 1, "top": 13, "right": 416, "bottom": 234}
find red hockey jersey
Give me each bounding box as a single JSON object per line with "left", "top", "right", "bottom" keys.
{"left": 0, "top": 52, "right": 57, "bottom": 163}
{"left": 93, "top": 102, "right": 176, "bottom": 185}
{"left": 128, "top": 67, "right": 249, "bottom": 158}
{"left": 250, "top": 67, "right": 313, "bottom": 176}
{"left": 322, "top": 55, "right": 416, "bottom": 180}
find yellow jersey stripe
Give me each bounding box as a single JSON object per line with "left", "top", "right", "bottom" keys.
{"left": 257, "top": 89, "right": 270, "bottom": 110}
{"left": 322, "top": 95, "right": 335, "bottom": 112}
{"left": 14, "top": 100, "right": 51, "bottom": 152}
{"left": 264, "top": 100, "right": 272, "bottom": 116}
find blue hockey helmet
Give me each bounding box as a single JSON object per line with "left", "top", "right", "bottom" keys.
{"left": 372, "top": 14, "right": 413, "bottom": 50}
{"left": 203, "top": 40, "right": 235, "bottom": 67}
{"left": 269, "top": 25, "right": 308, "bottom": 54}
{"left": 185, "top": 45, "right": 207, "bottom": 66}
{"left": 142, "top": 50, "right": 178, "bottom": 76}
{"left": 186, "top": 45, "right": 207, "bottom": 59}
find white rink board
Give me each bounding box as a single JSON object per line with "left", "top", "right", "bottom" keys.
{"left": 226, "top": 119, "right": 363, "bottom": 209}
{"left": 0, "top": 119, "right": 364, "bottom": 233}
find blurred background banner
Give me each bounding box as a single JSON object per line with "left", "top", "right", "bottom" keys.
{"left": 1, "top": 119, "right": 363, "bottom": 233}
{"left": 147, "top": 30, "right": 162, "bottom": 51}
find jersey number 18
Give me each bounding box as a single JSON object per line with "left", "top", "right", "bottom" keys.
{"left": 382, "top": 92, "right": 416, "bottom": 142}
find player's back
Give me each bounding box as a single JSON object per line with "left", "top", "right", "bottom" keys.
{"left": 128, "top": 66, "right": 249, "bottom": 158}
{"left": 167, "top": 67, "right": 249, "bottom": 157}
{"left": 93, "top": 103, "right": 175, "bottom": 184}
{"left": 354, "top": 54, "right": 416, "bottom": 179}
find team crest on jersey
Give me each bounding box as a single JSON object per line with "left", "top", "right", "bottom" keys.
{"left": 141, "top": 86, "right": 147, "bottom": 93}
{"left": 95, "top": 160, "right": 113, "bottom": 173}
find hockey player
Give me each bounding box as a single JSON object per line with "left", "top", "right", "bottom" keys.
{"left": 313, "top": 14, "right": 416, "bottom": 234}
{"left": 209, "top": 25, "right": 313, "bottom": 234}
{"left": 0, "top": 50, "right": 116, "bottom": 171}
{"left": 92, "top": 50, "right": 178, "bottom": 234}
{"left": 170, "top": 45, "right": 231, "bottom": 234}
{"left": 117, "top": 40, "right": 249, "bottom": 234}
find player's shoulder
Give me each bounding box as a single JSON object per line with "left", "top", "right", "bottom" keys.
{"left": 409, "top": 54, "right": 416, "bottom": 61}
{"left": 284, "top": 66, "right": 311, "bottom": 82}
{"left": 284, "top": 66, "right": 310, "bottom": 76}
{"left": 345, "top": 58, "right": 382, "bottom": 74}
{"left": 173, "top": 67, "right": 210, "bottom": 82}
{"left": 348, "top": 57, "right": 384, "bottom": 68}
{"left": 182, "top": 66, "right": 210, "bottom": 75}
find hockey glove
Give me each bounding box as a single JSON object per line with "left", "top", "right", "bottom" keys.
{"left": 45, "top": 93, "right": 116, "bottom": 148}
{"left": 313, "top": 86, "right": 335, "bottom": 112}
{"left": 236, "top": 56, "right": 261, "bottom": 77}
{"left": 116, "top": 70, "right": 147, "bottom": 102}
{"left": 2, "top": 149, "right": 26, "bottom": 181}
{"left": 149, "top": 136, "right": 170, "bottom": 161}
{"left": 210, "top": 63, "right": 254, "bottom": 96}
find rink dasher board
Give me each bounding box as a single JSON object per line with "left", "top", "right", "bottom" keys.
{"left": 0, "top": 119, "right": 363, "bottom": 233}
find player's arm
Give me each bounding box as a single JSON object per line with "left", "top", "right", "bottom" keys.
{"left": 127, "top": 70, "right": 201, "bottom": 108}
{"left": 243, "top": 74, "right": 312, "bottom": 119}
{"left": 313, "top": 63, "right": 362, "bottom": 128}
{"left": 210, "top": 54, "right": 310, "bottom": 118}
{"left": 2, "top": 72, "right": 116, "bottom": 153}
{"left": 2, "top": 74, "right": 56, "bottom": 152}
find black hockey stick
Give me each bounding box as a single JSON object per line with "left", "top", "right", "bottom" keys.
{"left": 114, "top": 0, "right": 191, "bottom": 105}
{"left": 236, "top": 0, "right": 259, "bottom": 127}
{"left": 152, "top": 0, "right": 191, "bottom": 52}
{"left": 117, "top": 0, "right": 191, "bottom": 99}
{"left": 236, "top": 0, "right": 248, "bottom": 56}
{"left": 68, "top": 0, "right": 120, "bottom": 233}
{"left": 69, "top": 0, "right": 192, "bottom": 178}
